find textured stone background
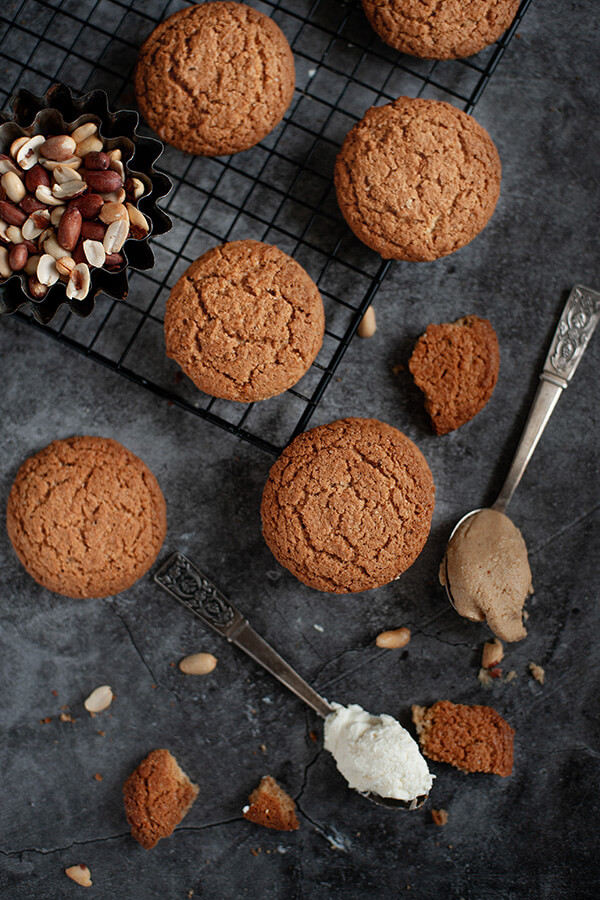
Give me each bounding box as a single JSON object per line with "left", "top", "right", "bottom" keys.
{"left": 0, "top": 1, "right": 599, "bottom": 898}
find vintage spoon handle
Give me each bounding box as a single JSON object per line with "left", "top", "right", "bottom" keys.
{"left": 493, "top": 284, "right": 600, "bottom": 512}
{"left": 154, "top": 551, "right": 333, "bottom": 719}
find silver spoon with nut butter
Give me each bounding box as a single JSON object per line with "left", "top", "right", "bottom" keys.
{"left": 154, "top": 551, "right": 432, "bottom": 811}
{"left": 441, "top": 284, "right": 600, "bottom": 640}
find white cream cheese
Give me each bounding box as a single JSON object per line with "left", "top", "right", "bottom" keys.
{"left": 323, "top": 702, "right": 433, "bottom": 801}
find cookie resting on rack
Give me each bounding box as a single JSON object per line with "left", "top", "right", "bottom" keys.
{"left": 361, "top": 0, "right": 520, "bottom": 60}
{"left": 164, "top": 240, "right": 325, "bottom": 403}
{"left": 334, "top": 96, "right": 501, "bottom": 261}
{"left": 134, "top": 1, "right": 295, "bottom": 156}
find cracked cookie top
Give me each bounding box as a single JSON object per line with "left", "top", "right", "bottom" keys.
{"left": 334, "top": 97, "right": 501, "bottom": 261}
{"left": 6, "top": 436, "right": 167, "bottom": 599}
{"left": 164, "top": 240, "right": 325, "bottom": 402}
{"left": 134, "top": 1, "right": 296, "bottom": 156}
{"left": 361, "top": 0, "right": 520, "bottom": 60}
{"left": 261, "top": 417, "right": 435, "bottom": 593}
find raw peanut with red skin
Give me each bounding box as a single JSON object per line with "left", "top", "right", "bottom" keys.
{"left": 25, "top": 164, "right": 50, "bottom": 193}
{"left": 84, "top": 151, "right": 109, "bottom": 170}
{"left": 58, "top": 207, "right": 82, "bottom": 252}
{"left": 69, "top": 193, "right": 103, "bottom": 220}
{"left": 20, "top": 195, "right": 47, "bottom": 215}
{"left": 0, "top": 185, "right": 6, "bottom": 203}
{"left": 72, "top": 242, "right": 86, "bottom": 265}
{"left": 22, "top": 239, "right": 38, "bottom": 255}
{"left": 24, "top": 255, "right": 40, "bottom": 276}
{"left": 80, "top": 220, "right": 105, "bottom": 241}
{"left": 104, "top": 251, "right": 124, "bottom": 268}
{"left": 28, "top": 275, "right": 47, "bottom": 298}
{"left": 82, "top": 169, "right": 122, "bottom": 192}
{"left": 40, "top": 135, "right": 77, "bottom": 162}
{"left": 0, "top": 200, "right": 27, "bottom": 226}
{"left": 9, "top": 243, "right": 28, "bottom": 271}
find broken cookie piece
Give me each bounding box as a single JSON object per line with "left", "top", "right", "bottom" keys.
{"left": 412, "top": 700, "right": 514, "bottom": 777}
{"left": 243, "top": 775, "right": 299, "bottom": 831}
{"left": 123, "top": 749, "right": 198, "bottom": 849}
{"left": 409, "top": 315, "right": 499, "bottom": 434}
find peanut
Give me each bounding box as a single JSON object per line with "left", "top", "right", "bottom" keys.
{"left": 65, "top": 865, "right": 92, "bottom": 888}
{"left": 481, "top": 638, "right": 503, "bottom": 669}
{"left": 358, "top": 305, "right": 376, "bottom": 338}
{"left": 40, "top": 134, "right": 77, "bottom": 162}
{"left": 375, "top": 626, "right": 411, "bottom": 649}
{"left": 178, "top": 653, "right": 218, "bottom": 675}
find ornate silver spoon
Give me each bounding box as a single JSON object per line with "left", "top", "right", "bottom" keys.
{"left": 154, "top": 551, "right": 428, "bottom": 811}
{"left": 443, "top": 284, "right": 600, "bottom": 609}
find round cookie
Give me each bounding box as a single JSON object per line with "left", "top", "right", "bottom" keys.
{"left": 261, "top": 417, "right": 435, "bottom": 593}
{"left": 361, "top": 0, "right": 520, "bottom": 60}
{"left": 164, "top": 240, "right": 325, "bottom": 403}
{"left": 334, "top": 97, "right": 501, "bottom": 262}
{"left": 6, "top": 437, "right": 167, "bottom": 599}
{"left": 134, "top": 2, "right": 295, "bottom": 156}
{"left": 409, "top": 315, "right": 500, "bottom": 434}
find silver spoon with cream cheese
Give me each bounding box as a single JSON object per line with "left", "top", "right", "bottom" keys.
{"left": 154, "top": 551, "right": 432, "bottom": 811}
{"left": 441, "top": 285, "right": 600, "bottom": 639}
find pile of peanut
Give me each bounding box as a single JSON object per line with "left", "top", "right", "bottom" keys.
{"left": 0, "top": 122, "right": 149, "bottom": 301}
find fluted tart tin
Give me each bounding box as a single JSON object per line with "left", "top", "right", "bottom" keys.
{"left": 0, "top": 83, "right": 172, "bottom": 325}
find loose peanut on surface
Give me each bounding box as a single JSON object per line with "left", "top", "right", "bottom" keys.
{"left": 0, "top": 120, "right": 147, "bottom": 300}
{"left": 358, "top": 305, "right": 376, "bottom": 338}
{"left": 481, "top": 638, "right": 503, "bottom": 669}
{"left": 178, "top": 653, "right": 218, "bottom": 675}
{"left": 375, "top": 626, "right": 411, "bottom": 649}
{"left": 83, "top": 684, "right": 113, "bottom": 713}
{"left": 65, "top": 865, "right": 92, "bottom": 887}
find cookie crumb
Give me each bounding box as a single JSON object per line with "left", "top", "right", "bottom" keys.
{"left": 431, "top": 808, "right": 448, "bottom": 826}
{"left": 60, "top": 712, "right": 74, "bottom": 722}
{"left": 528, "top": 662, "right": 545, "bottom": 685}
{"left": 243, "top": 776, "right": 299, "bottom": 831}
{"left": 123, "top": 749, "right": 198, "bottom": 849}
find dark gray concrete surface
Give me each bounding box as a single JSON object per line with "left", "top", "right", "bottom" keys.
{"left": 1, "top": 1, "right": 599, "bottom": 898}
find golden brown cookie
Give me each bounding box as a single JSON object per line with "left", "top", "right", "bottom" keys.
{"left": 409, "top": 315, "right": 500, "bottom": 434}
{"left": 411, "top": 700, "right": 514, "bottom": 776}
{"left": 6, "top": 436, "right": 167, "bottom": 599}
{"left": 135, "top": 2, "right": 295, "bottom": 156}
{"left": 261, "top": 417, "right": 435, "bottom": 593}
{"left": 243, "top": 776, "right": 299, "bottom": 831}
{"left": 123, "top": 749, "right": 199, "bottom": 849}
{"left": 164, "top": 240, "right": 325, "bottom": 402}
{"left": 361, "top": 0, "right": 520, "bottom": 59}
{"left": 334, "top": 97, "right": 501, "bottom": 261}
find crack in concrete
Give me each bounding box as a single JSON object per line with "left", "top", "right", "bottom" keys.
{"left": 108, "top": 603, "right": 161, "bottom": 687}
{"left": 0, "top": 830, "right": 131, "bottom": 857}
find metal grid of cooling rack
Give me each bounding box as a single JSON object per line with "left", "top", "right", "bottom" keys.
{"left": 0, "top": 0, "right": 532, "bottom": 455}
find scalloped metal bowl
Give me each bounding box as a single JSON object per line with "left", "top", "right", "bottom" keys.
{"left": 0, "top": 83, "right": 172, "bottom": 325}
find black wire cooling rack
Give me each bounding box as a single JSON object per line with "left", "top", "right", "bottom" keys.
{"left": 1, "top": 0, "right": 532, "bottom": 455}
